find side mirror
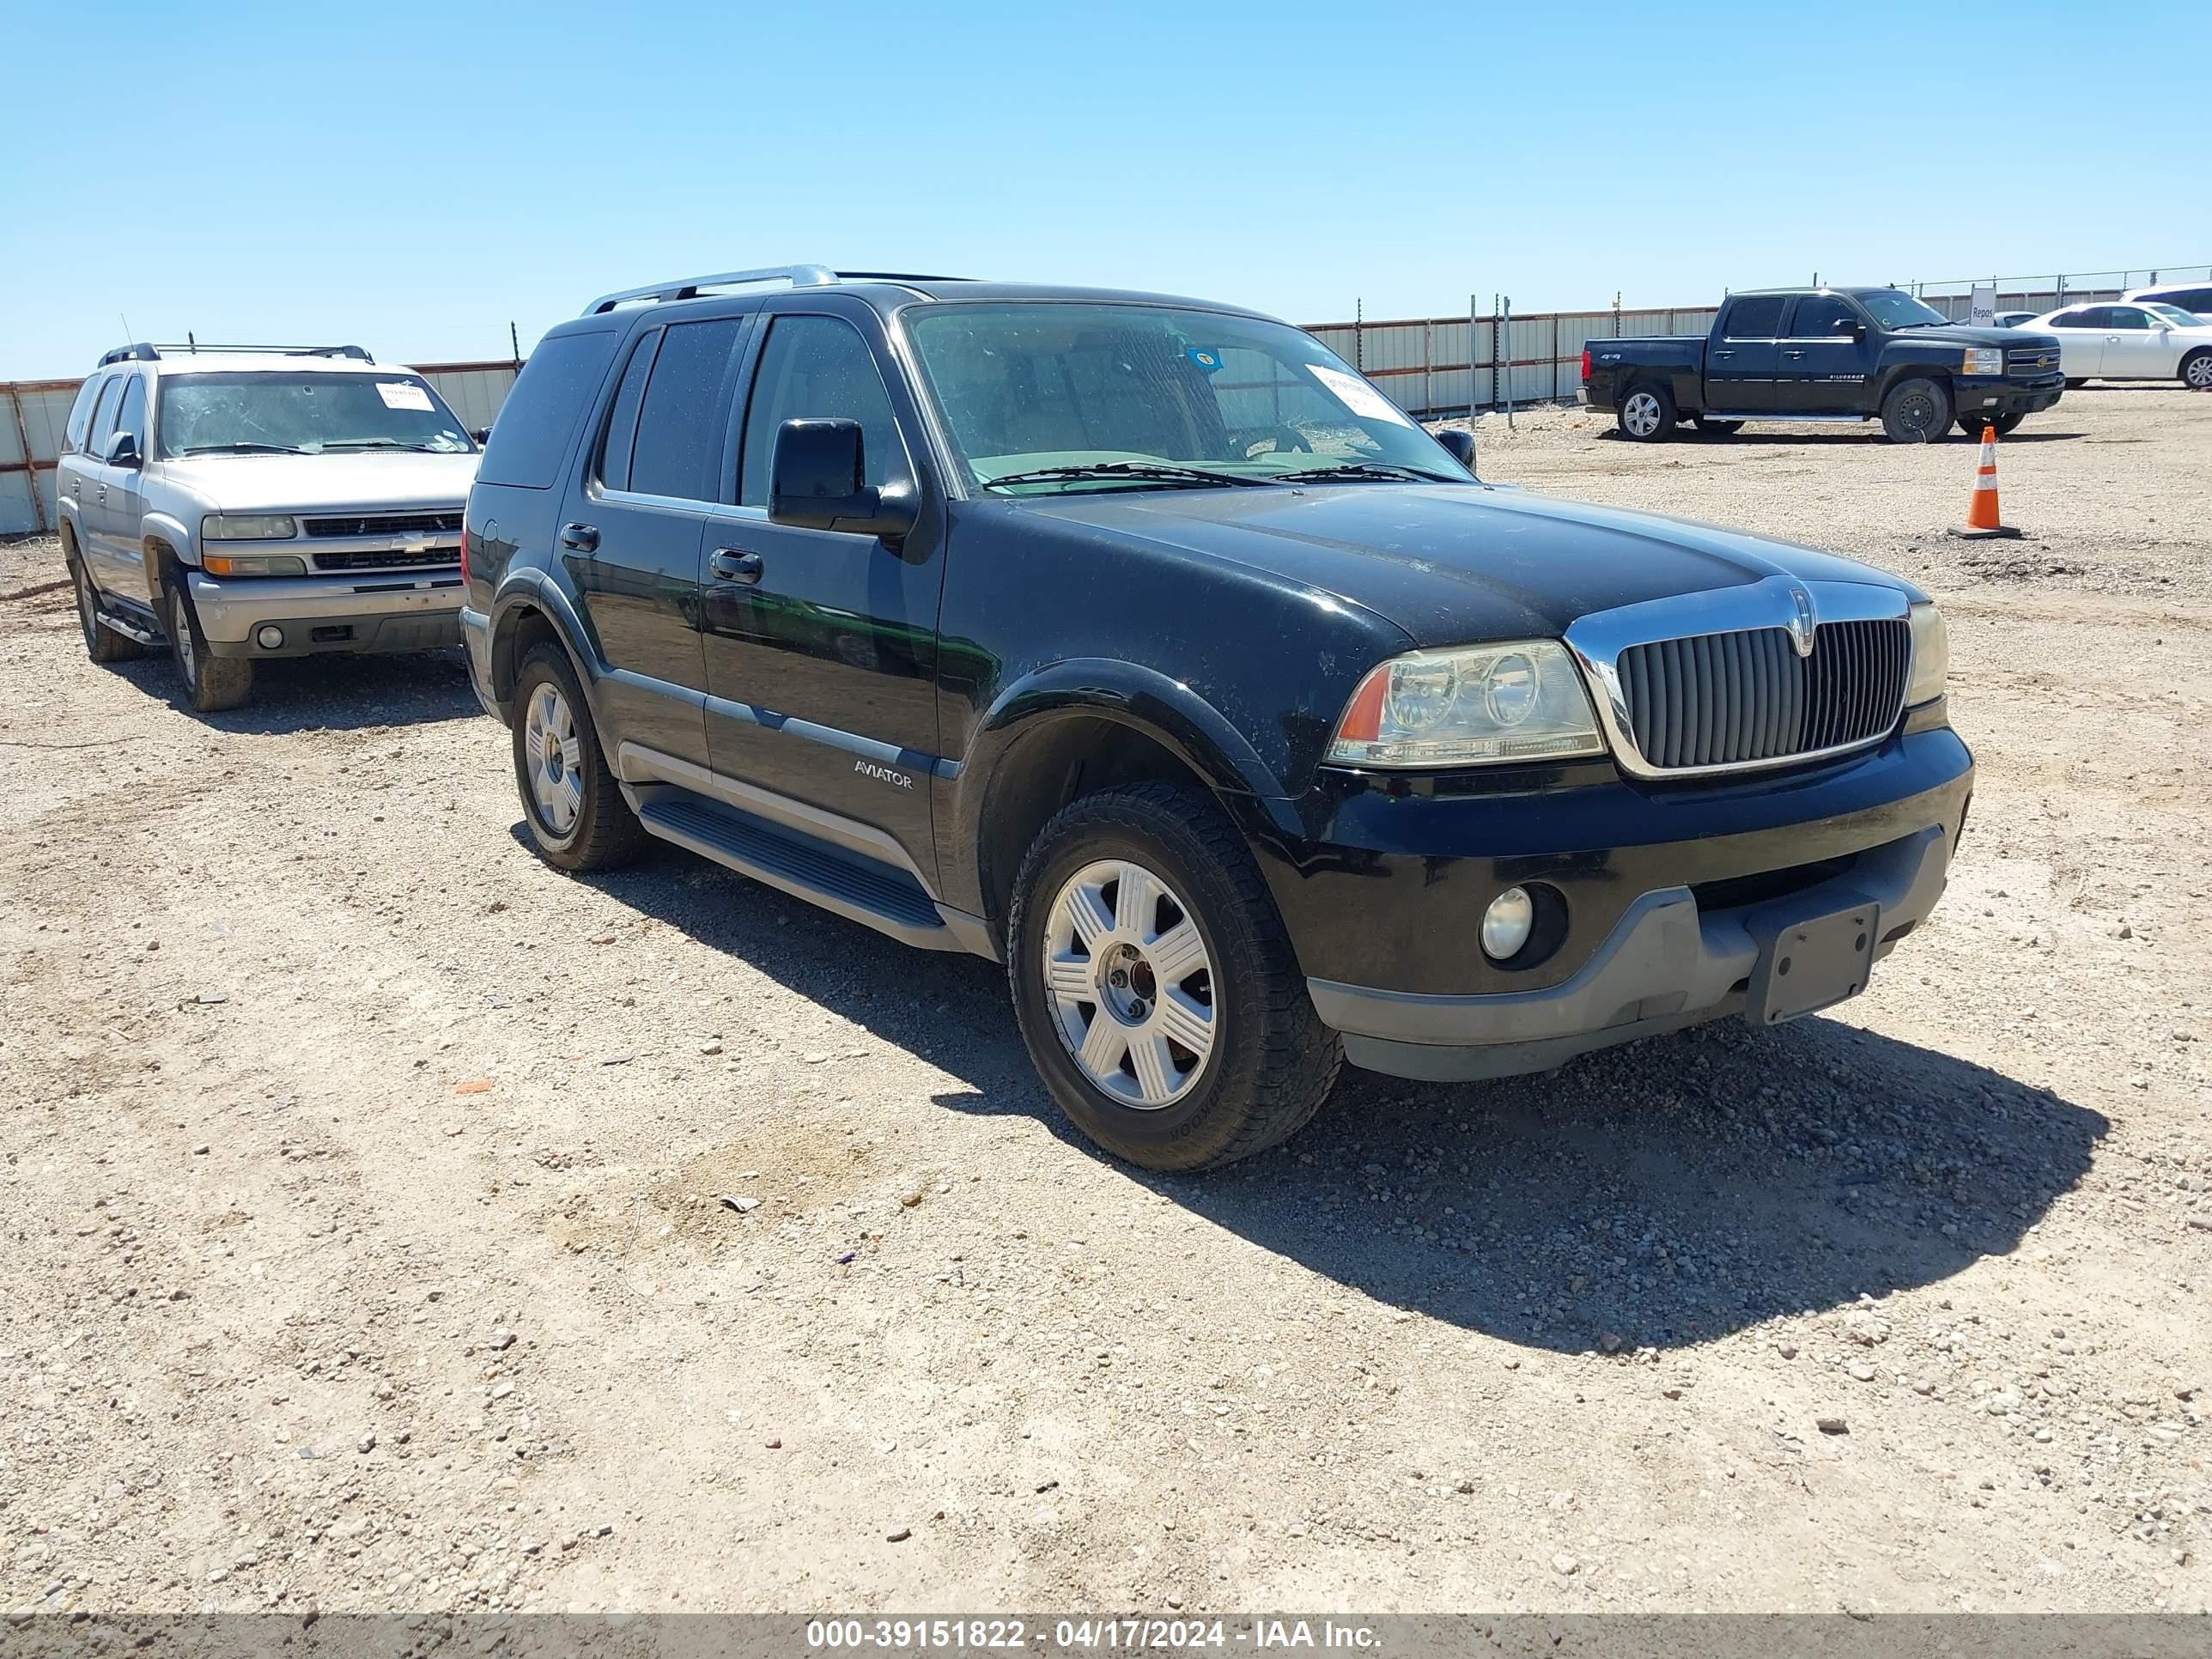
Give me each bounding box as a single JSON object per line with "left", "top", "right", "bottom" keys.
{"left": 768, "top": 418, "right": 917, "bottom": 542}
{"left": 1434, "top": 429, "right": 1476, "bottom": 469}
{"left": 1835, "top": 319, "right": 1867, "bottom": 340}
{"left": 104, "top": 430, "right": 143, "bottom": 468}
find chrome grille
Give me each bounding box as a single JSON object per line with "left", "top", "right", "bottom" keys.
{"left": 2006, "top": 344, "right": 2060, "bottom": 375}
{"left": 309, "top": 547, "right": 459, "bottom": 573}
{"left": 1616, "top": 619, "right": 1910, "bottom": 771}
{"left": 301, "top": 511, "right": 462, "bottom": 538}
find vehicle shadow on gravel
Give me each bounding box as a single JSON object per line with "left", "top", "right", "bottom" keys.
{"left": 574, "top": 847, "right": 2109, "bottom": 1356}
{"left": 1596, "top": 428, "right": 2087, "bottom": 447}
{"left": 105, "top": 647, "right": 483, "bottom": 734}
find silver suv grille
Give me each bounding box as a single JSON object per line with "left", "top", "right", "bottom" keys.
{"left": 1564, "top": 576, "right": 1916, "bottom": 779}
{"left": 301, "top": 511, "right": 462, "bottom": 538}
{"left": 1617, "top": 620, "right": 1910, "bottom": 771}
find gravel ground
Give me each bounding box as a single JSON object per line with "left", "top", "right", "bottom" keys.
{"left": 1, "top": 387, "right": 2206, "bottom": 1620}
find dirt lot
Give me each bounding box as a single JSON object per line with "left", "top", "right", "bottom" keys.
{"left": 2, "top": 389, "right": 2207, "bottom": 1620}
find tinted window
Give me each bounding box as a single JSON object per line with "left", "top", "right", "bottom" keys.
{"left": 85, "top": 377, "right": 125, "bottom": 452}
{"left": 63, "top": 379, "right": 100, "bottom": 454}
{"left": 1789, "top": 295, "right": 1859, "bottom": 337}
{"left": 2166, "top": 289, "right": 2212, "bottom": 312}
{"left": 2069, "top": 307, "right": 2117, "bottom": 329}
{"left": 629, "top": 318, "right": 744, "bottom": 501}
{"left": 596, "top": 327, "right": 661, "bottom": 493}
{"left": 2045, "top": 309, "right": 2090, "bottom": 329}
{"left": 1723, "top": 296, "right": 1786, "bottom": 337}
{"left": 113, "top": 374, "right": 148, "bottom": 444}
{"left": 738, "top": 316, "right": 910, "bottom": 509}
{"left": 2106, "top": 307, "right": 2154, "bottom": 331}
{"left": 474, "top": 328, "right": 622, "bottom": 489}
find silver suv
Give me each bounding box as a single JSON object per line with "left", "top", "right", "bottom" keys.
{"left": 57, "top": 342, "right": 482, "bottom": 711}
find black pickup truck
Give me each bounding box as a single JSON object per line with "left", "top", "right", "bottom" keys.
{"left": 1583, "top": 287, "right": 2064, "bottom": 443}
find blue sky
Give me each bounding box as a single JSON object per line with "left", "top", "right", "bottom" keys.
{"left": 3, "top": 0, "right": 2205, "bottom": 378}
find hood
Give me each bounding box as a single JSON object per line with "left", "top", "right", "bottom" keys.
{"left": 155, "top": 451, "right": 479, "bottom": 514}
{"left": 1020, "top": 483, "right": 1919, "bottom": 645}
{"left": 1905, "top": 323, "right": 2047, "bottom": 349}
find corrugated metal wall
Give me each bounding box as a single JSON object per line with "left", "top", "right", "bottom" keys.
{"left": 7, "top": 261, "right": 2203, "bottom": 534}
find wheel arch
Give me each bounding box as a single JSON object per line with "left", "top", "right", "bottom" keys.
{"left": 953, "top": 662, "right": 1294, "bottom": 940}
{"left": 487, "top": 573, "right": 602, "bottom": 715}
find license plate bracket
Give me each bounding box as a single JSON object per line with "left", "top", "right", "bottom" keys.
{"left": 1745, "top": 892, "right": 1881, "bottom": 1028}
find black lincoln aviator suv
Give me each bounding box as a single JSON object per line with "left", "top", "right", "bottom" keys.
{"left": 459, "top": 264, "right": 1972, "bottom": 1171}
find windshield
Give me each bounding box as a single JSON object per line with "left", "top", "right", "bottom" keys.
{"left": 1853, "top": 290, "right": 1954, "bottom": 330}
{"left": 155, "top": 373, "right": 475, "bottom": 459}
{"left": 902, "top": 302, "right": 1471, "bottom": 493}
{"left": 2145, "top": 303, "right": 2206, "bottom": 327}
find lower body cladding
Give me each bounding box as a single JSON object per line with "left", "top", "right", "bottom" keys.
{"left": 189, "top": 568, "right": 464, "bottom": 659}
{"left": 1275, "top": 726, "right": 1973, "bottom": 1083}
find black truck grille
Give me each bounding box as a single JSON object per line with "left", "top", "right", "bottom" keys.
{"left": 2006, "top": 344, "right": 2060, "bottom": 375}
{"left": 301, "top": 511, "right": 463, "bottom": 538}
{"left": 1618, "top": 619, "right": 1910, "bottom": 771}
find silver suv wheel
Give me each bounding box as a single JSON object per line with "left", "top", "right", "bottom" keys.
{"left": 170, "top": 587, "right": 198, "bottom": 689}
{"left": 1042, "top": 857, "right": 1217, "bottom": 1108}
{"left": 524, "top": 683, "right": 585, "bottom": 836}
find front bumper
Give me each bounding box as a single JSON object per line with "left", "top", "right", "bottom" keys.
{"left": 1955, "top": 374, "right": 2063, "bottom": 416}
{"left": 1267, "top": 723, "right": 1972, "bottom": 1080}
{"left": 190, "top": 568, "right": 464, "bottom": 657}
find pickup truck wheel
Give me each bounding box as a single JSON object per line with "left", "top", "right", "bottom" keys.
{"left": 1955, "top": 411, "right": 2023, "bottom": 438}
{"left": 1880, "top": 377, "right": 1951, "bottom": 443}
{"left": 2181, "top": 349, "right": 2212, "bottom": 391}
{"left": 70, "top": 554, "right": 144, "bottom": 664}
{"left": 165, "top": 578, "right": 254, "bottom": 713}
{"left": 1691, "top": 416, "right": 1743, "bottom": 436}
{"left": 1007, "top": 781, "right": 1341, "bottom": 1172}
{"left": 1617, "top": 385, "right": 1674, "bottom": 441}
{"left": 510, "top": 642, "right": 647, "bottom": 872}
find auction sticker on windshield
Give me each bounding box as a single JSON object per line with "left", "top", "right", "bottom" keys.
{"left": 1306, "top": 363, "right": 1412, "bottom": 427}
{"left": 376, "top": 382, "right": 434, "bottom": 411}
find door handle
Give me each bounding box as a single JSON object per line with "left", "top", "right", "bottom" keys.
{"left": 1782, "top": 349, "right": 1806, "bottom": 358}
{"left": 709, "top": 548, "right": 763, "bottom": 585}
{"left": 558, "top": 522, "right": 599, "bottom": 552}
{"left": 1713, "top": 349, "right": 1735, "bottom": 358}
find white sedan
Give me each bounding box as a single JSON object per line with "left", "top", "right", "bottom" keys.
{"left": 2027, "top": 301, "right": 2212, "bottom": 389}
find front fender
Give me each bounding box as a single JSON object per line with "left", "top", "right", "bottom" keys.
{"left": 138, "top": 511, "right": 198, "bottom": 600}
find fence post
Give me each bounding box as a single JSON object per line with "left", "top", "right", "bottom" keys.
{"left": 7, "top": 384, "right": 48, "bottom": 534}
{"left": 1502, "top": 296, "right": 1513, "bottom": 428}
{"left": 1468, "top": 294, "right": 1479, "bottom": 428}
{"left": 1423, "top": 319, "right": 1434, "bottom": 416}
{"left": 1354, "top": 298, "right": 1363, "bottom": 372}
{"left": 1550, "top": 313, "right": 1559, "bottom": 403}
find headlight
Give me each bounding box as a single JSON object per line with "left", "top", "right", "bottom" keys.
{"left": 1962, "top": 347, "right": 2003, "bottom": 376}
{"left": 1326, "top": 640, "right": 1606, "bottom": 767}
{"left": 201, "top": 553, "right": 307, "bottom": 577}
{"left": 201, "top": 514, "right": 298, "bottom": 541}
{"left": 1905, "top": 601, "right": 1948, "bottom": 706}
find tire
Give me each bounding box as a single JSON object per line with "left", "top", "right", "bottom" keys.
{"left": 1616, "top": 383, "right": 1675, "bottom": 441}
{"left": 510, "top": 641, "right": 647, "bottom": 872}
{"left": 164, "top": 574, "right": 254, "bottom": 713}
{"left": 1955, "top": 411, "right": 2024, "bottom": 438}
{"left": 1880, "top": 377, "right": 1952, "bottom": 444}
{"left": 69, "top": 550, "right": 144, "bottom": 665}
{"left": 1692, "top": 416, "right": 1744, "bottom": 436}
{"left": 2181, "top": 349, "right": 2212, "bottom": 392}
{"left": 2064, "top": 377, "right": 2087, "bottom": 390}
{"left": 1006, "top": 781, "right": 1341, "bottom": 1172}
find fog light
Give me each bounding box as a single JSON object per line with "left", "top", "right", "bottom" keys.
{"left": 1481, "top": 886, "right": 1535, "bottom": 960}
{"left": 256, "top": 625, "right": 285, "bottom": 650}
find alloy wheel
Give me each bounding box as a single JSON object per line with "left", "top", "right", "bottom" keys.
{"left": 171, "top": 588, "right": 197, "bottom": 688}
{"left": 74, "top": 563, "right": 100, "bottom": 650}
{"left": 1042, "top": 858, "right": 1217, "bottom": 1109}
{"left": 2185, "top": 356, "right": 2212, "bottom": 390}
{"left": 524, "top": 683, "right": 585, "bottom": 836}
{"left": 1623, "top": 392, "right": 1663, "bottom": 438}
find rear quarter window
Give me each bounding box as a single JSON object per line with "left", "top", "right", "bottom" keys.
{"left": 474, "top": 328, "right": 622, "bottom": 489}
{"left": 63, "top": 378, "right": 102, "bottom": 454}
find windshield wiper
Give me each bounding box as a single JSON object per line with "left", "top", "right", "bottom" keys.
{"left": 982, "top": 462, "right": 1274, "bottom": 492}
{"left": 320, "top": 440, "right": 447, "bottom": 453}
{"left": 1270, "top": 461, "right": 1462, "bottom": 484}
{"left": 175, "top": 441, "right": 311, "bottom": 456}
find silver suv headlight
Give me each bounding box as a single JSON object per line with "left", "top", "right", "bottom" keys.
{"left": 1905, "top": 601, "right": 1948, "bottom": 707}
{"left": 202, "top": 514, "right": 298, "bottom": 541}
{"left": 1325, "top": 640, "right": 1606, "bottom": 768}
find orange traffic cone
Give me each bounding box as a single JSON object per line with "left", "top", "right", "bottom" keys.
{"left": 1948, "top": 424, "right": 2020, "bottom": 539}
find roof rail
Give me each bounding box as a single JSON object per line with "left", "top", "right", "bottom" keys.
{"left": 94, "top": 342, "right": 374, "bottom": 368}
{"left": 580, "top": 266, "right": 980, "bottom": 315}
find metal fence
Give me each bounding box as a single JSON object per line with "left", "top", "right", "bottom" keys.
{"left": 8, "top": 261, "right": 2204, "bottom": 534}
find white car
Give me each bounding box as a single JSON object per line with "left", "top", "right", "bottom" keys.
{"left": 2027, "top": 302, "right": 2212, "bottom": 390}
{"left": 2124, "top": 281, "right": 2212, "bottom": 318}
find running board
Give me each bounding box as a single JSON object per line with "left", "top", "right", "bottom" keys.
{"left": 97, "top": 610, "right": 161, "bottom": 645}
{"left": 634, "top": 791, "right": 966, "bottom": 951}
{"left": 1700, "top": 412, "right": 1869, "bottom": 424}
